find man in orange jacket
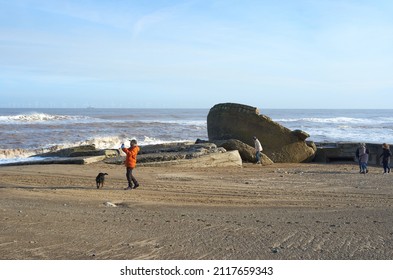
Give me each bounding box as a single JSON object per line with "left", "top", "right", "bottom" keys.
{"left": 121, "top": 139, "right": 140, "bottom": 190}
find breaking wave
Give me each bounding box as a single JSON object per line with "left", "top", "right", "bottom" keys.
{"left": 0, "top": 135, "right": 193, "bottom": 161}
{"left": 276, "top": 117, "right": 393, "bottom": 125}
{"left": 0, "top": 112, "right": 92, "bottom": 124}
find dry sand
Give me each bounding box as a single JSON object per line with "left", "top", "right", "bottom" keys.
{"left": 1, "top": 162, "right": 393, "bottom": 260}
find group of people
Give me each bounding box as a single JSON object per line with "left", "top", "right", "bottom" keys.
{"left": 254, "top": 137, "right": 392, "bottom": 175}
{"left": 354, "top": 143, "right": 391, "bottom": 174}
{"left": 119, "top": 137, "right": 392, "bottom": 190}
{"left": 253, "top": 137, "right": 392, "bottom": 175}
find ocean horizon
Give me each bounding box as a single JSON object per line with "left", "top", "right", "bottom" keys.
{"left": 1, "top": 107, "right": 393, "bottom": 164}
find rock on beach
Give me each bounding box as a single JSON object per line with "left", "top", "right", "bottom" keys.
{"left": 207, "top": 103, "right": 316, "bottom": 163}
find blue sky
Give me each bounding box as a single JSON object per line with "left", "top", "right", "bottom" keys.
{"left": 1, "top": 0, "right": 392, "bottom": 108}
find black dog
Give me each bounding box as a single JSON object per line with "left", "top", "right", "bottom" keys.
{"left": 96, "top": 172, "right": 108, "bottom": 189}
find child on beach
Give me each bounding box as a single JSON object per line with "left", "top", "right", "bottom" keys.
{"left": 358, "top": 144, "right": 369, "bottom": 174}
{"left": 379, "top": 143, "right": 392, "bottom": 174}
{"left": 356, "top": 143, "right": 369, "bottom": 173}
{"left": 121, "top": 139, "right": 140, "bottom": 190}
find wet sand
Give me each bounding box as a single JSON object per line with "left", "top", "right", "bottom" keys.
{"left": 1, "top": 162, "right": 393, "bottom": 260}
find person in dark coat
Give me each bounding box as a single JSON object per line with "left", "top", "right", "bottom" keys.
{"left": 379, "top": 143, "right": 392, "bottom": 174}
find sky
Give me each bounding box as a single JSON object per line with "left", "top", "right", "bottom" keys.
{"left": 1, "top": 0, "right": 393, "bottom": 109}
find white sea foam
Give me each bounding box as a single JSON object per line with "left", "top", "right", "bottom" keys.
{"left": 0, "top": 113, "right": 207, "bottom": 127}
{"left": 0, "top": 148, "right": 37, "bottom": 159}
{"left": 0, "top": 135, "right": 193, "bottom": 161}
{"left": 276, "top": 117, "right": 393, "bottom": 125}
{"left": 79, "top": 135, "right": 193, "bottom": 149}
{"left": 0, "top": 112, "right": 92, "bottom": 124}
{"left": 0, "top": 156, "right": 52, "bottom": 165}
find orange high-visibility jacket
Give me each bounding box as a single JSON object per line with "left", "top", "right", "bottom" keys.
{"left": 122, "top": 145, "right": 140, "bottom": 168}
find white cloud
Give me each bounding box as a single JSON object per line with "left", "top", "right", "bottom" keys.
{"left": 132, "top": 10, "right": 170, "bottom": 38}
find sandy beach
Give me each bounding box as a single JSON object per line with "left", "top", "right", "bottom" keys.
{"left": 1, "top": 161, "right": 393, "bottom": 260}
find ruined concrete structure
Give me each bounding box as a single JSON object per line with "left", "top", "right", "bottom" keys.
{"left": 207, "top": 103, "right": 316, "bottom": 163}
{"left": 314, "top": 142, "right": 385, "bottom": 165}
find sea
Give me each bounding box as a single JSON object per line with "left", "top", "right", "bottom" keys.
{"left": 1, "top": 108, "right": 393, "bottom": 165}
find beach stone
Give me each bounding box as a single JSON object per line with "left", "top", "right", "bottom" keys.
{"left": 213, "top": 139, "right": 274, "bottom": 165}
{"left": 271, "top": 248, "right": 279, "bottom": 254}
{"left": 207, "top": 103, "right": 316, "bottom": 163}
{"left": 104, "top": 202, "right": 117, "bottom": 207}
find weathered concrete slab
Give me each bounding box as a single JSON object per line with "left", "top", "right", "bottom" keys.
{"left": 207, "top": 103, "right": 316, "bottom": 163}
{"left": 213, "top": 139, "right": 274, "bottom": 165}
{"left": 106, "top": 142, "right": 227, "bottom": 165}
{"left": 81, "top": 156, "right": 107, "bottom": 164}
{"left": 0, "top": 156, "right": 106, "bottom": 166}
{"left": 0, "top": 145, "right": 120, "bottom": 166}
{"left": 34, "top": 145, "right": 119, "bottom": 158}
{"left": 314, "top": 142, "right": 385, "bottom": 165}
{"left": 140, "top": 150, "right": 243, "bottom": 168}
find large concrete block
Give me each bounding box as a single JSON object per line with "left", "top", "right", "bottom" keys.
{"left": 207, "top": 103, "right": 315, "bottom": 163}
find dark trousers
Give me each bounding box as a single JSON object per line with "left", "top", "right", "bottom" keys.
{"left": 126, "top": 167, "right": 138, "bottom": 188}
{"left": 383, "top": 161, "right": 391, "bottom": 173}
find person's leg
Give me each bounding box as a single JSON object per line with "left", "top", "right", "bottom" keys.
{"left": 361, "top": 162, "right": 367, "bottom": 174}
{"left": 383, "top": 162, "right": 388, "bottom": 173}
{"left": 125, "top": 167, "right": 133, "bottom": 189}
{"left": 256, "top": 151, "right": 261, "bottom": 164}
{"left": 128, "top": 167, "right": 139, "bottom": 188}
